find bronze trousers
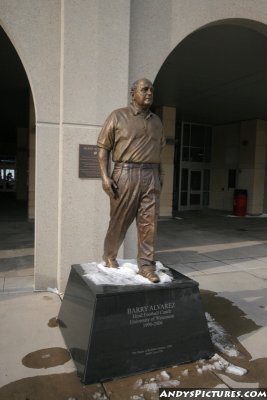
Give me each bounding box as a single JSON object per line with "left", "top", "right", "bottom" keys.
{"left": 103, "top": 163, "right": 161, "bottom": 270}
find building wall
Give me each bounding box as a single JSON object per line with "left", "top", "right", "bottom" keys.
{"left": 1, "top": 0, "right": 267, "bottom": 289}
{"left": 211, "top": 123, "right": 239, "bottom": 211}
{"left": 239, "top": 120, "right": 267, "bottom": 214}
{"left": 211, "top": 120, "right": 267, "bottom": 214}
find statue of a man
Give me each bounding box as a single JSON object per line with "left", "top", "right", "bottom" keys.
{"left": 97, "top": 78, "right": 165, "bottom": 283}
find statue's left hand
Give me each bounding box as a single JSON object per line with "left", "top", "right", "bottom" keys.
{"left": 102, "top": 176, "right": 118, "bottom": 198}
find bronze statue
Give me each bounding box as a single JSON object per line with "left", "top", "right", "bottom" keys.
{"left": 97, "top": 78, "right": 165, "bottom": 283}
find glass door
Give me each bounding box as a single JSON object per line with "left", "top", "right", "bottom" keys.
{"left": 179, "top": 168, "right": 203, "bottom": 210}
{"left": 189, "top": 170, "right": 202, "bottom": 209}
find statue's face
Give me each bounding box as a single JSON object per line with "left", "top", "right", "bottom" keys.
{"left": 132, "top": 79, "right": 154, "bottom": 108}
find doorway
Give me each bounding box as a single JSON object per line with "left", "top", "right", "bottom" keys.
{"left": 0, "top": 25, "right": 35, "bottom": 292}
{"left": 180, "top": 167, "right": 211, "bottom": 211}
{"left": 177, "top": 122, "right": 211, "bottom": 211}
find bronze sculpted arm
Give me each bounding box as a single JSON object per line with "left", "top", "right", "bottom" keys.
{"left": 98, "top": 147, "right": 118, "bottom": 198}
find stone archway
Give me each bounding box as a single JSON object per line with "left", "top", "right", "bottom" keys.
{"left": 153, "top": 18, "right": 267, "bottom": 215}
{"left": 0, "top": 24, "right": 36, "bottom": 291}
{"left": 0, "top": 25, "right": 35, "bottom": 212}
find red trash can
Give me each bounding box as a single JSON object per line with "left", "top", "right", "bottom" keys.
{"left": 233, "top": 189, "right": 247, "bottom": 216}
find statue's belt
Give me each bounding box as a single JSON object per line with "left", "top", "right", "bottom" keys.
{"left": 114, "top": 162, "right": 159, "bottom": 169}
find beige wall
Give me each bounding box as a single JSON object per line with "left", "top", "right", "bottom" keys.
{"left": 211, "top": 120, "right": 267, "bottom": 214}
{"left": 1, "top": 0, "right": 267, "bottom": 289}
{"left": 211, "top": 124, "right": 239, "bottom": 210}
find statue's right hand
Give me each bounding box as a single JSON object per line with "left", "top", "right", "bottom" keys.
{"left": 102, "top": 177, "right": 118, "bottom": 198}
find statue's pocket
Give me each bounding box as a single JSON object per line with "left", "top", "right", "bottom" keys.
{"left": 111, "top": 167, "right": 123, "bottom": 186}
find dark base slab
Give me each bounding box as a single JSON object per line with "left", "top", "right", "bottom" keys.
{"left": 58, "top": 264, "right": 214, "bottom": 384}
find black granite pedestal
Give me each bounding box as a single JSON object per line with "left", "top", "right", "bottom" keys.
{"left": 58, "top": 264, "right": 214, "bottom": 384}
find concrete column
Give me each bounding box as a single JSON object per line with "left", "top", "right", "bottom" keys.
{"left": 28, "top": 92, "right": 35, "bottom": 220}
{"left": 160, "top": 106, "right": 176, "bottom": 217}
{"left": 238, "top": 120, "right": 267, "bottom": 214}
{"left": 58, "top": 0, "right": 131, "bottom": 290}
{"left": 34, "top": 124, "right": 60, "bottom": 289}
{"left": 251, "top": 120, "right": 267, "bottom": 214}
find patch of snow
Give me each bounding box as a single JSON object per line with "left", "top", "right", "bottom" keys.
{"left": 181, "top": 369, "right": 189, "bottom": 376}
{"left": 205, "top": 312, "right": 239, "bottom": 357}
{"left": 160, "top": 371, "right": 171, "bottom": 381}
{"left": 225, "top": 364, "right": 247, "bottom": 376}
{"left": 161, "top": 380, "right": 180, "bottom": 388}
{"left": 247, "top": 213, "right": 267, "bottom": 218}
{"left": 47, "top": 287, "right": 63, "bottom": 296}
{"left": 227, "top": 213, "right": 267, "bottom": 218}
{"left": 133, "top": 374, "right": 180, "bottom": 393}
{"left": 142, "top": 382, "right": 159, "bottom": 393}
{"left": 81, "top": 260, "right": 173, "bottom": 286}
{"left": 196, "top": 353, "right": 247, "bottom": 377}
{"left": 133, "top": 378, "right": 143, "bottom": 389}
{"left": 213, "top": 361, "right": 223, "bottom": 370}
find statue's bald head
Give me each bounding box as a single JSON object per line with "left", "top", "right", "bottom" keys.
{"left": 130, "top": 78, "right": 153, "bottom": 96}
{"left": 130, "top": 78, "right": 154, "bottom": 110}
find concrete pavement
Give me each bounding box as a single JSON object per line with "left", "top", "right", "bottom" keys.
{"left": 0, "top": 209, "right": 267, "bottom": 399}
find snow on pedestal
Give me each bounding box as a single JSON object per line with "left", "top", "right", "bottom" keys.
{"left": 81, "top": 260, "right": 173, "bottom": 286}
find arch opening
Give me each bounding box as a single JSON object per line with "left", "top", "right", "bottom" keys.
{"left": 154, "top": 19, "right": 267, "bottom": 215}
{"left": 0, "top": 25, "right": 35, "bottom": 291}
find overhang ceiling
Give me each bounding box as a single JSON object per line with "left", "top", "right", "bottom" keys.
{"left": 0, "top": 26, "right": 29, "bottom": 91}
{"left": 154, "top": 23, "right": 267, "bottom": 126}
{"left": 0, "top": 26, "right": 30, "bottom": 140}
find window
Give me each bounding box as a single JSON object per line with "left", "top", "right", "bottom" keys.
{"left": 182, "top": 123, "right": 212, "bottom": 163}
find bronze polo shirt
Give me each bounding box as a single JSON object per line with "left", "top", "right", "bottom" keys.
{"left": 97, "top": 104, "right": 165, "bottom": 164}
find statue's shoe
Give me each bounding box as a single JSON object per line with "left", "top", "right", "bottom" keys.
{"left": 103, "top": 258, "right": 119, "bottom": 269}
{"left": 139, "top": 267, "right": 160, "bottom": 283}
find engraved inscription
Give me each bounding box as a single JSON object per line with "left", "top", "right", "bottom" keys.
{"left": 127, "top": 302, "right": 175, "bottom": 328}
{"left": 132, "top": 344, "right": 173, "bottom": 357}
